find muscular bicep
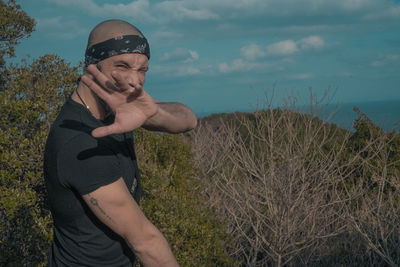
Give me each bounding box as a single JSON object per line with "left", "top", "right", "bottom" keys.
{"left": 83, "top": 178, "right": 180, "bottom": 266}
{"left": 82, "top": 178, "right": 152, "bottom": 248}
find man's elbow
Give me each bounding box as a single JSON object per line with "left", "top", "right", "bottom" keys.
{"left": 124, "top": 225, "right": 176, "bottom": 266}
{"left": 125, "top": 230, "right": 158, "bottom": 256}
{"left": 178, "top": 117, "right": 197, "bottom": 133}
{"left": 187, "top": 114, "right": 197, "bottom": 131}
{"left": 168, "top": 114, "right": 197, "bottom": 134}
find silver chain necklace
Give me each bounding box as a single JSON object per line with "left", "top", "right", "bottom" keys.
{"left": 75, "top": 87, "right": 89, "bottom": 110}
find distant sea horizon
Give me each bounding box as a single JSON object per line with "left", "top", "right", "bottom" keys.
{"left": 195, "top": 99, "right": 400, "bottom": 132}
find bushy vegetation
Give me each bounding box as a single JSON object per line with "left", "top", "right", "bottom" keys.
{"left": 0, "top": 1, "right": 235, "bottom": 266}
{"left": 1, "top": 1, "right": 399, "bottom": 266}
{"left": 189, "top": 102, "right": 400, "bottom": 266}
{"left": 0, "top": 0, "right": 33, "bottom": 60}
{"left": 0, "top": 54, "right": 79, "bottom": 266}
{"left": 135, "top": 130, "right": 237, "bottom": 266}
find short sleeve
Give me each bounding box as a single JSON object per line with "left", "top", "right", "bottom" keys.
{"left": 58, "top": 134, "right": 122, "bottom": 195}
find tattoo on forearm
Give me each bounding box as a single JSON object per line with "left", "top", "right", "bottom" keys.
{"left": 89, "top": 196, "right": 115, "bottom": 224}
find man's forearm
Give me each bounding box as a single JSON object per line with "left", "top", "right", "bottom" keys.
{"left": 142, "top": 102, "right": 197, "bottom": 133}
{"left": 125, "top": 225, "right": 179, "bottom": 267}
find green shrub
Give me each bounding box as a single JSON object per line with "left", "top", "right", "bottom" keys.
{"left": 0, "top": 55, "right": 79, "bottom": 266}
{"left": 135, "top": 129, "right": 238, "bottom": 266}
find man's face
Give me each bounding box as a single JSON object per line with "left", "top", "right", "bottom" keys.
{"left": 96, "top": 53, "right": 149, "bottom": 88}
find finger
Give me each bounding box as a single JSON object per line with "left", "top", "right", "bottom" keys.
{"left": 81, "top": 75, "right": 112, "bottom": 102}
{"left": 111, "top": 71, "right": 137, "bottom": 93}
{"left": 92, "top": 121, "right": 143, "bottom": 137}
{"left": 110, "top": 71, "right": 143, "bottom": 95}
{"left": 86, "top": 64, "right": 120, "bottom": 92}
{"left": 91, "top": 124, "right": 120, "bottom": 138}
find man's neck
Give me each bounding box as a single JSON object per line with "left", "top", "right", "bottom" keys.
{"left": 71, "top": 83, "right": 107, "bottom": 120}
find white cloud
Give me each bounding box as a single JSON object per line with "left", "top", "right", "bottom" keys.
{"left": 160, "top": 48, "right": 199, "bottom": 62}
{"left": 151, "top": 64, "right": 200, "bottom": 76}
{"left": 37, "top": 17, "right": 87, "bottom": 40}
{"left": 386, "top": 5, "right": 400, "bottom": 17}
{"left": 154, "top": 1, "right": 219, "bottom": 21}
{"left": 47, "top": 0, "right": 400, "bottom": 37}
{"left": 37, "top": 17, "right": 62, "bottom": 28}
{"left": 298, "top": 36, "right": 325, "bottom": 50}
{"left": 225, "top": 35, "right": 325, "bottom": 73}
{"left": 241, "top": 44, "right": 266, "bottom": 60}
{"left": 48, "top": 0, "right": 400, "bottom": 24}
{"left": 49, "top": 0, "right": 154, "bottom": 22}
{"left": 150, "top": 31, "right": 184, "bottom": 45}
{"left": 101, "top": 1, "right": 153, "bottom": 21}
{"left": 176, "top": 66, "right": 201, "bottom": 76}
{"left": 49, "top": 0, "right": 218, "bottom": 23}
{"left": 218, "top": 59, "right": 258, "bottom": 73}
{"left": 364, "top": 5, "right": 400, "bottom": 20}
{"left": 371, "top": 54, "right": 400, "bottom": 67}
{"left": 339, "top": 0, "right": 377, "bottom": 11}
{"left": 188, "top": 50, "right": 199, "bottom": 61}
{"left": 266, "top": 40, "right": 298, "bottom": 56}
{"left": 288, "top": 73, "right": 313, "bottom": 80}
{"left": 261, "top": 35, "right": 325, "bottom": 57}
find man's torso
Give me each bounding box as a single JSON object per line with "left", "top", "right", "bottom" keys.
{"left": 44, "top": 98, "right": 141, "bottom": 266}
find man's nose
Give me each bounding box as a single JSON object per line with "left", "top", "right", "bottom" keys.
{"left": 124, "top": 71, "right": 142, "bottom": 86}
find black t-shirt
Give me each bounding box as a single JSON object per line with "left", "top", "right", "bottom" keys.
{"left": 44, "top": 98, "right": 141, "bottom": 266}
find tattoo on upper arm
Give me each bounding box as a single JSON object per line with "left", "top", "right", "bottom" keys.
{"left": 88, "top": 195, "right": 115, "bottom": 224}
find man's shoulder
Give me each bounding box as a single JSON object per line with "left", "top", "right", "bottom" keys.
{"left": 45, "top": 99, "right": 98, "bottom": 154}
{"left": 53, "top": 99, "right": 98, "bottom": 134}
{"left": 45, "top": 98, "right": 131, "bottom": 162}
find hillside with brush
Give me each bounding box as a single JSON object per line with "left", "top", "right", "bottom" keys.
{"left": 186, "top": 107, "right": 400, "bottom": 266}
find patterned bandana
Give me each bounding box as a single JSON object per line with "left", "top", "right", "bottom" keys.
{"left": 84, "top": 35, "right": 150, "bottom": 66}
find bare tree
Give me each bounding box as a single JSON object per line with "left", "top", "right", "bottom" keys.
{"left": 189, "top": 95, "right": 400, "bottom": 266}
{"left": 190, "top": 102, "right": 351, "bottom": 265}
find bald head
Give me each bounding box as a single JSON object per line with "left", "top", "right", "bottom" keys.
{"left": 87, "top": 19, "right": 144, "bottom": 48}
{"left": 84, "top": 19, "right": 150, "bottom": 66}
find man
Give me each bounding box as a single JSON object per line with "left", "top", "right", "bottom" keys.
{"left": 44, "top": 19, "right": 197, "bottom": 266}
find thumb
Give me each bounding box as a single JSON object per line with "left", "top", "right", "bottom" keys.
{"left": 91, "top": 124, "right": 120, "bottom": 138}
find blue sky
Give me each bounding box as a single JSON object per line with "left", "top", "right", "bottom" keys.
{"left": 12, "top": 0, "right": 400, "bottom": 115}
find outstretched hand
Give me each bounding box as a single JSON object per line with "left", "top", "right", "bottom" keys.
{"left": 81, "top": 64, "right": 157, "bottom": 138}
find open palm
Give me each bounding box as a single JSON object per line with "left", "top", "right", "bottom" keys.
{"left": 81, "top": 64, "right": 157, "bottom": 138}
